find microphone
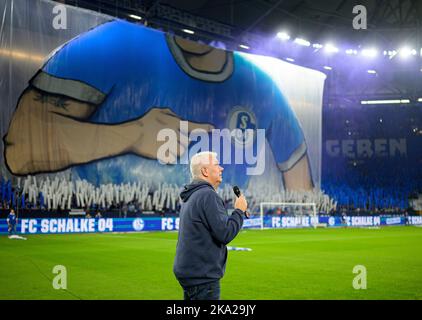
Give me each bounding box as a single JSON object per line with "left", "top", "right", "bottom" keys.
{"left": 233, "top": 186, "right": 241, "bottom": 198}
{"left": 232, "top": 186, "right": 249, "bottom": 218}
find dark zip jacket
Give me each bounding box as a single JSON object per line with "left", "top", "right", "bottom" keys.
{"left": 173, "top": 179, "right": 244, "bottom": 287}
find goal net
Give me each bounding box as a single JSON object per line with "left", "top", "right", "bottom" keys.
{"left": 259, "top": 202, "right": 318, "bottom": 230}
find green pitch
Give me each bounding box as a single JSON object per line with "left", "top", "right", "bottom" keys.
{"left": 1, "top": 226, "right": 421, "bottom": 299}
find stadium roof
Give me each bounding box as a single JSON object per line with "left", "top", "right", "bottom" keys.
{"left": 54, "top": 1, "right": 422, "bottom": 45}
{"left": 53, "top": 0, "right": 422, "bottom": 103}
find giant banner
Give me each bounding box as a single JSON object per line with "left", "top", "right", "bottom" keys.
{"left": 0, "top": 0, "right": 324, "bottom": 198}
{"left": 322, "top": 103, "right": 422, "bottom": 209}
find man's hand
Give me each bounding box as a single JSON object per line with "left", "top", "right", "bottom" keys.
{"left": 130, "top": 107, "right": 214, "bottom": 164}
{"left": 5, "top": 90, "right": 214, "bottom": 174}
{"left": 235, "top": 195, "right": 248, "bottom": 213}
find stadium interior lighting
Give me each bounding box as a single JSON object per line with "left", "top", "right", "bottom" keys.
{"left": 387, "top": 50, "right": 397, "bottom": 59}
{"left": 286, "top": 57, "right": 295, "bottom": 62}
{"left": 277, "top": 32, "right": 290, "bottom": 41}
{"left": 0, "top": 49, "right": 44, "bottom": 62}
{"left": 399, "top": 47, "right": 416, "bottom": 58}
{"left": 312, "top": 43, "right": 323, "bottom": 49}
{"left": 367, "top": 70, "right": 377, "bottom": 74}
{"left": 361, "top": 99, "right": 410, "bottom": 105}
{"left": 324, "top": 43, "right": 338, "bottom": 53}
{"left": 239, "top": 44, "right": 250, "bottom": 50}
{"left": 323, "top": 66, "right": 332, "bottom": 70}
{"left": 128, "top": 14, "right": 142, "bottom": 20}
{"left": 345, "top": 49, "right": 358, "bottom": 55}
{"left": 182, "top": 29, "right": 195, "bottom": 34}
{"left": 294, "top": 38, "right": 310, "bottom": 46}
{"left": 361, "top": 48, "right": 378, "bottom": 57}
{"left": 418, "top": 98, "right": 422, "bottom": 102}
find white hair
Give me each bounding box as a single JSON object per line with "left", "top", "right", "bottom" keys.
{"left": 190, "top": 151, "right": 218, "bottom": 179}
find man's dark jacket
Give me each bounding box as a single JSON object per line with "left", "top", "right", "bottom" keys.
{"left": 173, "top": 179, "right": 244, "bottom": 287}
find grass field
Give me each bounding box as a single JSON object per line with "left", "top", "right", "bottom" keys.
{"left": 1, "top": 226, "right": 421, "bottom": 300}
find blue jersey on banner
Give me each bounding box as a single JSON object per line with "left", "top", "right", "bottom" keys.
{"left": 35, "top": 20, "right": 305, "bottom": 188}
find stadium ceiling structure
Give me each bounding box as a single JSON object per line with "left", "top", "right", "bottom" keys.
{"left": 54, "top": 0, "right": 422, "bottom": 104}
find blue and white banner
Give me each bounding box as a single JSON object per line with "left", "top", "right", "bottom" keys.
{"left": 251, "top": 215, "right": 422, "bottom": 229}
{"left": 0, "top": 217, "right": 180, "bottom": 235}
{"left": 1, "top": 215, "right": 421, "bottom": 235}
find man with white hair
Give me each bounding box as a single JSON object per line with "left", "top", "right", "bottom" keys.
{"left": 173, "top": 151, "right": 248, "bottom": 300}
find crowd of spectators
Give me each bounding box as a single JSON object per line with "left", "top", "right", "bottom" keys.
{"left": 1, "top": 169, "right": 420, "bottom": 218}
{"left": 321, "top": 163, "right": 421, "bottom": 216}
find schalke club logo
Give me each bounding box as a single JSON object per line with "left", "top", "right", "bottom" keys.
{"left": 227, "top": 107, "right": 257, "bottom": 147}
{"left": 132, "top": 218, "right": 145, "bottom": 231}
